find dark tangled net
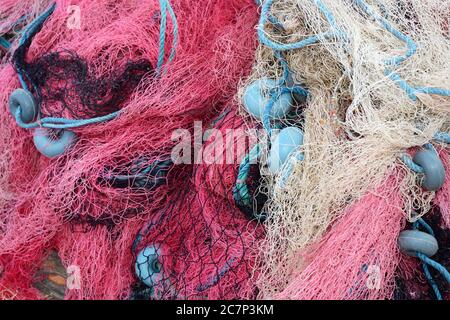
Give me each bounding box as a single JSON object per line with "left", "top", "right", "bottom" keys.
{"left": 22, "top": 50, "right": 153, "bottom": 118}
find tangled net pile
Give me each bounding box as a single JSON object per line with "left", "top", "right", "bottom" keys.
{"left": 0, "top": 0, "right": 261, "bottom": 299}
{"left": 0, "top": 0, "right": 449, "bottom": 300}
{"left": 238, "top": 0, "right": 450, "bottom": 299}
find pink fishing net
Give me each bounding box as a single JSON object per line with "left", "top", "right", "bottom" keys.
{"left": 276, "top": 173, "right": 406, "bottom": 300}
{"left": 0, "top": 0, "right": 259, "bottom": 299}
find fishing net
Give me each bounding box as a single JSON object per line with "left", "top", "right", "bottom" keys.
{"left": 0, "top": 0, "right": 52, "bottom": 43}
{"left": 130, "top": 108, "right": 264, "bottom": 299}
{"left": 15, "top": 50, "right": 154, "bottom": 118}
{"left": 435, "top": 150, "right": 450, "bottom": 228}
{"left": 274, "top": 173, "right": 406, "bottom": 299}
{"left": 236, "top": 0, "right": 450, "bottom": 298}
{"left": 0, "top": 0, "right": 260, "bottom": 299}
{"left": 1, "top": 0, "right": 449, "bottom": 301}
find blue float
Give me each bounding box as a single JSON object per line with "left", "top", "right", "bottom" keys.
{"left": 412, "top": 149, "right": 445, "bottom": 191}
{"left": 268, "top": 126, "right": 304, "bottom": 174}
{"left": 9, "top": 88, "right": 37, "bottom": 123}
{"left": 398, "top": 230, "right": 439, "bottom": 257}
{"left": 33, "top": 128, "right": 77, "bottom": 158}
{"left": 135, "top": 245, "right": 163, "bottom": 287}
{"left": 243, "top": 78, "right": 293, "bottom": 119}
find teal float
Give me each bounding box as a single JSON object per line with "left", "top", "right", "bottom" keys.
{"left": 243, "top": 78, "right": 293, "bottom": 119}
{"left": 33, "top": 128, "right": 77, "bottom": 158}
{"left": 9, "top": 88, "right": 37, "bottom": 123}
{"left": 268, "top": 126, "right": 304, "bottom": 174}
{"left": 135, "top": 245, "right": 163, "bottom": 287}
{"left": 398, "top": 230, "right": 439, "bottom": 257}
{"left": 412, "top": 149, "right": 445, "bottom": 191}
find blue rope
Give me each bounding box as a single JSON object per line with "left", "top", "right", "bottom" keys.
{"left": 14, "top": 108, "right": 120, "bottom": 129}
{"left": 411, "top": 218, "right": 450, "bottom": 300}
{"left": 15, "top": 3, "right": 56, "bottom": 92}
{"left": 401, "top": 154, "right": 424, "bottom": 173}
{"left": 0, "top": 37, "right": 11, "bottom": 50}
{"left": 156, "top": 0, "right": 168, "bottom": 74}
{"left": 415, "top": 218, "right": 434, "bottom": 236}
{"left": 417, "top": 253, "right": 450, "bottom": 282}
{"left": 401, "top": 143, "right": 436, "bottom": 173}
{"left": 18, "top": 4, "right": 55, "bottom": 47}
{"left": 420, "top": 257, "right": 442, "bottom": 300}
{"left": 254, "top": 0, "right": 285, "bottom": 31}
{"left": 156, "top": 0, "right": 178, "bottom": 75}
{"left": 354, "top": 0, "right": 417, "bottom": 66}
{"left": 233, "top": 143, "right": 261, "bottom": 208}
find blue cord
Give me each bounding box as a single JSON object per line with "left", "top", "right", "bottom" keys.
{"left": 419, "top": 256, "right": 442, "bottom": 300}
{"left": 401, "top": 141, "right": 438, "bottom": 173}
{"left": 15, "top": 3, "right": 56, "bottom": 92}
{"left": 157, "top": 0, "right": 168, "bottom": 74}
{"left": 156, "top": 0, "right": 178, "bottom": 75}
{"left": 401, "top": 154, "right": 424, "bottom": 173}
{"left": 14, "top": 108, "right": 120, "bottom": 129}
{"left": 411, "top": 218, "right": 450, "bottom": 300}
{"left": 233, "top": 143, "right": 261, "bottom": 208}
{"left": 18, "top": 4, "right": 55, "bottom": 47}
{"left": 0, "top": 37, "right": 11, "bottom": 50}
{"left": 254, "top": 0, "right": 285, "bottom": 31}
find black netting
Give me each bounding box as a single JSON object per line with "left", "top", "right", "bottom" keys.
{"left": 233, "top": 163, "right": 268, "bottom": 222}
{"left": 20, "top": 50, "right": 153, "bottom": 118}
{"left": 100, "top": 158, "right": 173, "bottom": 190}
{"left": 63, "top": 156, "right": 176, "bottom": 230}
{"left": 12, "top": 9, "right": 154, "bottom": 120}
{"left": 130, "top": 109, "right": 264, "bottom": 300}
